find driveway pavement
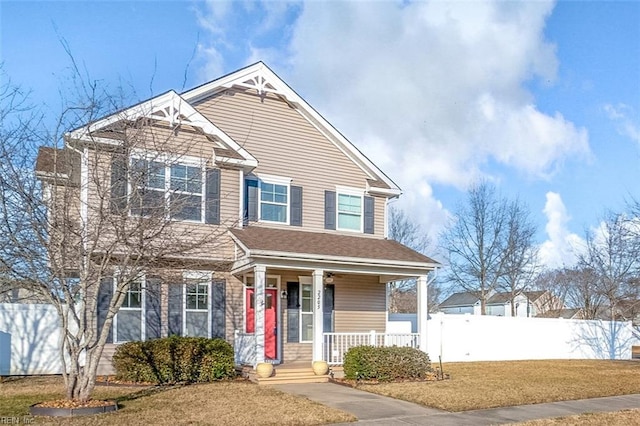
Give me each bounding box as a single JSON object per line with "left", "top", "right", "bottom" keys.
{"left": 273, "top": 382, "right": 640, "bottom": 425}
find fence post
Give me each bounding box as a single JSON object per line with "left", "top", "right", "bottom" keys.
{"left": 370, "top": 330, "right": 376, "bottom": 347}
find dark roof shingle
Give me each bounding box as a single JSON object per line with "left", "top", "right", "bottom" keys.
{"left": 230, "top": 227, "right": 438, "bottom": 265}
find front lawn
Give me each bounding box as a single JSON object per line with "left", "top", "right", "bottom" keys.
{"left": 0, "top": 376, "right": 355, "bottom": 425}
{"left": 354, "top": 359, "right": 640, "bottom": 412}
{"left": 513, "top": 409, "right": 640, "bottom": 425}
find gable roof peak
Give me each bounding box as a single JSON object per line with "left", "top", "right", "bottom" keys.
{"left": 183, "top": 62, "right": 402, "bottom": 196}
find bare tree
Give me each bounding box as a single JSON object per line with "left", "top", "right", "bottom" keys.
{"left": 387, "top": 206, "right": 439, "bottom": 312}
{"left": 579, "top": 211, "right": 640, "bottom": 320}
{"left": 535, "top": 267, "right": 604, "bottom": 319}
{"left": 0, "top": 73, "right": 230, "bottom": 401}
{"left": 439, "top": 181, "right": 509, "bottom": 314}
{"left": 500, "top": 198, "right": 539, "bottom": 316}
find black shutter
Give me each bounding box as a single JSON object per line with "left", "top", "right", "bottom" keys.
{"left": 205, "top": 168, "right": 221, "bottom": 224}
{"left": 364, "top": 196, "right": 375, "bottom": 234}
{"left": 145, "top": 278, "right": 162, "bottom": 340}
{"left": 323, "top": 284, "right": 335, "bottom": 333}
{"left": 245, "top": 179, "right": 259, "bottom": 224}
{"left": 290, "top": 186, "right": 303, "bottom": 226}
{"left": 110, "top": 154, "right": 127, "bottom": 214}
{"left": 287, "top": 282, "right": 300, "bottom": 343}
{"left": 324, "top": 191, "right": 336, "bottom": 230}
{"left": 211, "top": 279, "right": 226, "bottom": 339}
{"left": 97, "top": 278, "right": 113, "bottom": 344}
{"left": 168, "top": 284, "right": 183, "bottom": 336}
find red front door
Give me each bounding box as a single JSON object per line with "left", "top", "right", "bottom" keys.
{"left": 246, "top": 288, "right": 278, "bottom": 360}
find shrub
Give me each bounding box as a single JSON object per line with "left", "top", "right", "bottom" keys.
{"left": 343, "top": 345, "right": 432, "bottom": 382}
{"left": 112, "top": 336, "right": 235, "bottom": 384}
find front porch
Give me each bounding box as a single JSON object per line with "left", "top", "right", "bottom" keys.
{"left": 228, "top": 226, "right": 439, "bottom": 372}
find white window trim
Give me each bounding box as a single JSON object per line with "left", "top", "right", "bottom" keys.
{"left": 335, "top": 186, "right": 365, "bottom": 233}
{"left": 257, "top": 174, "right": 292, "bottom": 225}
{"left": 182, "top": 271, "right": 212, "bottom": 338}
{"left": 299, "top": 276, "right": 313, "bottom": 343}
{"left": 129, "top": 151, "right": 207, "bottom": 223}
{"left": 113, "top": 274, "right": 146, "bottom": 343}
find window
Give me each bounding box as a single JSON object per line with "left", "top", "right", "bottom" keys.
{"left": 337, "top": 193, "right": 362, "bottom": 231}
{"left": 115, "top": 280, "right": 144, "bottom": 342}
{"left": 300, "top": 284, "right": 313, "bottom": 342}
{"left": 260, "top": 181, "right": 288, "bottom": 223}
{"left": 170, "top": 164, "right": 202, "bottom": 221}
{"left": 185, "top": 279, "right": 210, "bottom": 338}
{"left": 130, "top": 156, "right": 204, "bottom": 222}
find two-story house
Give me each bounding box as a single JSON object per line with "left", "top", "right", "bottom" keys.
{"left": 36, "top": 62, "right": 439, "bottom": 373}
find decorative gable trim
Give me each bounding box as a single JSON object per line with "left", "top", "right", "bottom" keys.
{"left": 66, "top": 91, "right": 258, "bottom": 170}
{"left": 182, "top": 62, "right": 401, "bottom": 197}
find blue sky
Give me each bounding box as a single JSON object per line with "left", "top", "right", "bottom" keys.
{"left": 2, "top": 0, "right": 639, "bottom": 268}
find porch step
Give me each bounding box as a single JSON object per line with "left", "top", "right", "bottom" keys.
{"left": 248, "top": 366, "right": 329, "bottom": 385}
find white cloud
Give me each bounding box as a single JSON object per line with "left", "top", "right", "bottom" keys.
{"left": 604, "top": 103, "right": 640, "bottom": 145}
{"left": 538, "top": 192, "right": 584, "bottom": 268}
{"left": 194, "top": 1, "right": 592, "bottom": 245}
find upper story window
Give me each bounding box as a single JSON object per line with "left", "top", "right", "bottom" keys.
{"left": 256, "top": 174, "right": 291, "bottom": 224}
{"left": 337, "top": 193, "right": 363, "bottom": 231}
{"left": 324, "top": 188, "right": 374, "bottom": 234}
{"left": 130, "top": 155, "right": 204, "bottom": 222}
{"left": 260, "top": 181, "right": 288, "bottom": 223}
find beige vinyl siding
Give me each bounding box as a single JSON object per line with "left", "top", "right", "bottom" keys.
{"left": 334, "top": 274, "right": 386, "bottom": 333}
{"left": 194, "top": 89, "right": 388, "bottom": 238}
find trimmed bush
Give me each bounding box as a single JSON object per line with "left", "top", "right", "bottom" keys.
{"left": 343, "top": 345, "right": 432, "bottom": 382}
{"left": 112, "top": 336, "right": 235, "bottom": 384}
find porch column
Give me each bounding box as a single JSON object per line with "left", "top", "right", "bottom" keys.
{"left": 254, "top": 264, "right": 266, "bottom": 365}
{"left": 312, "top": 269, "right": 324, "bottom": 362}
{"left": 417, "top": 274, "right": 428, "bottom": 353}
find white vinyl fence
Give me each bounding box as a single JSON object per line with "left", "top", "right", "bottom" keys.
{"left": 0, "top": 303, "right": 64, "bottom": 375}
{"left": 389, "top": 312, "right": 640, "bottom": 362}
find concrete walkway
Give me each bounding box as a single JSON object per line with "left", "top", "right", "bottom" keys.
{"left": 273, "top": 382, "right": 640, "bottom": 425}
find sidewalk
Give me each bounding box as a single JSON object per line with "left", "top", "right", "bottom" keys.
{"left": 273, "top": 382, "right": 640, "bottom": 425}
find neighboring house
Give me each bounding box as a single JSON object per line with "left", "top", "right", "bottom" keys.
{"left": 438, "top": 292, "right": 481, "bottom": 315}
{"left": 35, "top": 62, "right": 439, "bottom": 368}
{"left": 439, "top": 290, "right": 561, "bottom": 317}
{"left": 536, "top": 308, "right": 584, "bottom": 319}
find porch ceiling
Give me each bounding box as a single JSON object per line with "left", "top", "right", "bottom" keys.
{"left": 229, "top": 227, "right": 439, "bottom": 276}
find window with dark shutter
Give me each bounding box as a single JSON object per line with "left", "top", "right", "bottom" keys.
{"left": 205, "top": 168, "right": 221, "bottom": 224}
{"left": 110, "top": 154, "right": 128, "bottom": 214}
{"left": 363, "top": 196, "right": 375, "bottom": 234}
{"left": 245, "top": 179, "right": 259, "bottom": 224}
{"left": 290, "top": 186, "right": 303, "bottom": 226}
{"left": 286, "top": 282, "right": 300, "bottom": 343}
{"left": 324, "top": 191, "right": 336, "bottom": 230}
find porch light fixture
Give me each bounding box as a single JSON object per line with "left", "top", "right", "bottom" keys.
{"left": 325, "top": 272, "right": 334, "bottom": 284}
{"left": 280, "top": 290, "right": 288, "bottom": 299}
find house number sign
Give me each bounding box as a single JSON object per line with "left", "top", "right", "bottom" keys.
{"left": 316, "top": 290, "right": 321, "bottom": 310}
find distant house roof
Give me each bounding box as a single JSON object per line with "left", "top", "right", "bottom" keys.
{"left": 536, "top": 308, "right": 583, "bottom": 319}
{"left": 487, "top": 292, "right": 513, "bottom": 305}
{"left": 524, "top": 290, "right": 547, "bottom": 302}
{"left": 439, "top": 292, "right": 480, "bottom": 308}
{"left": 442, "top": 290, "right": 551, "bottom": 308}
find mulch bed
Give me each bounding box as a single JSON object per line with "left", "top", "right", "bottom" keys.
{"left": 33, "top": 399, "right": 116, "bottom": 409}
{"left": 95, "top": 375, "right": 155, "bottom": 387}
{"left": 331, "top": 371, "right": 450, "bottom": 387}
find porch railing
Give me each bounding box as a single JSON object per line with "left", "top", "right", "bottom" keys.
{"left": 234, "top": 330, "right": 256, "bottom": 366}
{"left": 323, "top": 331, "right": 420, "bottom": 365}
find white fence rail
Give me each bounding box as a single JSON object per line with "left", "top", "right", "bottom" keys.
{"left": 389, "top": 312, "right": 640, "bottom": 362}
{"left": 323, "top": 331, "right": 420, "bottom": 365}
{"left": 0, "top": 303, "right": 63, "bottom": 375}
